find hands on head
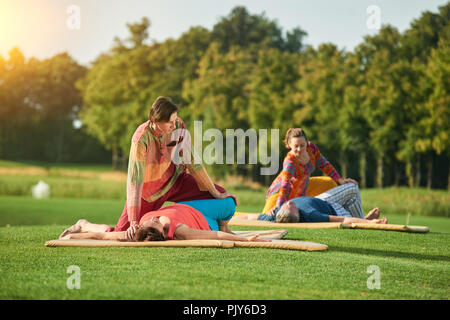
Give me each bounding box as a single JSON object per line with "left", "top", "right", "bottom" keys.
{"left": 126, "top": 221, "right": 139, "bottom": 241}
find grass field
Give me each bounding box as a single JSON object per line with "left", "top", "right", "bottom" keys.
{"left": 0, "top": 161, "right": 449, "bottom": 300}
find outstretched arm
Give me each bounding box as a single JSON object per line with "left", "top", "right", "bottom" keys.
{"left": 61, "top": 231, "right": 127, "bottom": 241}
{"left": 174, "top": 224, "right": 267, "bottom": 242}
{"left": 329, "top": 215, "right": 387, "bottom": 224}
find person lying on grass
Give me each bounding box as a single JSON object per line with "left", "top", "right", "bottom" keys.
{"left": 59, "top": 198, "right": 267, "bottom": 242}
{"left": 305, "top": 182, "right": 381, "bottom": 220}
{"left": 231, "top": 196, "right": 388, "bottom": 224}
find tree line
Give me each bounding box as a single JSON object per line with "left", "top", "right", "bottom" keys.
{"left": 0, "top": 5, "right": 448, "bottom": 189}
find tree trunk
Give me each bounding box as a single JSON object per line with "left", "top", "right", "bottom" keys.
{"left": 55, "top": 117, "right": 65, "bottom": 163}
{"left": 253, "top": 164, "right": 258, "bottom": 183}
{"left": 448, "top": 161, "right": 450, "bottom": 191}
{"left": 264, "top": 172, "right": 271, "bottom": 187}
{"left": 406, "top": 159, "right": 413, "bottom": 188}
{"left": 376, "top": 156, "right": 383, "bottom": 188}
{"left": 112, "top": 145, "right": 119, "bottom": 171}
{"left": 394, "top": 160, "right": 400, "bottom": 187}
{"left": 414, "top": 156, "right": 421, "bottom": 187}
{"left": 250, "top": 164, "right": 254, "bottom": 181}
{"left": 120, "top": 149, "right": 128, "bottom": 172}
{"left": 426, "top": 153, "right": 433, "bottom": 189}
{"left": 359, "top": 151, "right": 367, "bottom": 189}
{"left": 340, "top": 154, "right": 348, "bottom": 179}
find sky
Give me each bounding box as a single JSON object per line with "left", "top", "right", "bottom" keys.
{"left": 0, "top": 0, "right": 447, "bottom": 66}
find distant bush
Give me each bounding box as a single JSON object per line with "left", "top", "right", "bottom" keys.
{"left": 0, "top": 176, "right": 126, "bottom": 200}
{"left": 361, "top": 187, "right": 450, "bottom": 218}
{"left": 0, "top": 173, "right": 448, "bottom": 217}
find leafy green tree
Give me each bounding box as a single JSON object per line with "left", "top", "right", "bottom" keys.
{"left": 78, "top": 17, "right": 164, "bottom": 169}
{"left": 339, "top": 51, "right": 372, "bottom": 187}
{"left": 399, "top": 4, "right": 449, "bottom": 187}
{"left": 296, "top": 44, "right": 349, "bottom": 175}
{"left": 111, "top": 17, "right": 151, "bottom": 54}
{"left": 77, "top": 50, "right": 148, "bottom": 169}
{"left": 151, "top": 26, "right": 212, "bottom": 112}
{"left": 183, "top": 42, "right": 253, "bottom": 129}
{"left": 182, "top": 42, "right": 255, "bottom": 177}
{"left": 249, "top": 48, "right": 301, "bottom": 131}
{"left": 247, "top": 47, "right": 301, "bottom": 183}
{"left": 416, "top": 29, "right": 450, "bottom": 189}
{"left": 357, "top": 26, "right": 414, "bottom": 188}
{"left": 211, "top": 6, "right": 306, "bottom": 54}
{"left": 79, "top": 18, "right": 214, "bottom": 170}
{"left": 29, "top": 53, "right": 87, "bottom": 162}
{"left": 0, "top": 48, "right": 38, "bottom": 159}
{"left": 284, "top": 27, "right": 308, "bottom": 53}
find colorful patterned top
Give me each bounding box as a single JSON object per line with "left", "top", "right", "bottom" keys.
{"left": 266, "top": 142, "right": 341, "bottom": 210}
{"left": 127, "top": 118, "right": 215, "bottom": 222}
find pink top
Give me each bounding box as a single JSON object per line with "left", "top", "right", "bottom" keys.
{"left": 139, "top": 204, "right": 210, "bottom": 239}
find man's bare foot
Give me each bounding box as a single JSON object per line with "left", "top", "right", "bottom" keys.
{"left": 365, "top": 207, "right": 381, "bottom": 220}
{"left": 59, "top": 219, "right": 87, "bottom": 239}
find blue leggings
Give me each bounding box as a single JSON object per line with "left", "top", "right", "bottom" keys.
{"left": 178, "top": 197, "right": 236, "bottom": 231}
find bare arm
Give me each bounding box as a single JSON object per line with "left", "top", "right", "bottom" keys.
{"left": 62, "top": 231, "right": 127, "bottom": 241}
{"left": 174, "top": 224, "right": 267, "bottom": 242}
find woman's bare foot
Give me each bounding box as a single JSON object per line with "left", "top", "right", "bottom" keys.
{"left": 247, "top": 235, "right": 271, "bottom": 242}
{"left": 59, "top": 233, "right": 72, "bottom": 240}
{"left": 365, "top": 207, "right": 381, "bottom": 220}
{"left": 368, "top": 217, "right": 388, "bottom": 224}
{"left": 218, "top": 220, "right": 235, "bottom": 234}
{"left": 230, "top": 214, "right": 260, "bottom": 221}
{"left": 59, "top": 219, "right": 87, "bottom": 239}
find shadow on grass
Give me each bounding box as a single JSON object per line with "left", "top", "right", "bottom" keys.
{"left": 330, "top": 245, "right": 450, "bottom": 262}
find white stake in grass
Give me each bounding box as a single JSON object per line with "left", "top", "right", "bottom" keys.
{"left": 31, "top": 180, "right": 51, "bottom": 199}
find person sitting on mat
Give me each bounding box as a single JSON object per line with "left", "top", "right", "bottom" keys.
{"left": 263, "top": 128, "right": 358, "bottom": 216}
{"left": 59, "top": 198, "right": 267, "bottom": 242}
{"left": 231, "top": 196, "right": 388, "bottom": 225}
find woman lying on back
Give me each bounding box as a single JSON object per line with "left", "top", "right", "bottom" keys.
{"left": 59, "top": 198, "right": 266, "bottom": 242}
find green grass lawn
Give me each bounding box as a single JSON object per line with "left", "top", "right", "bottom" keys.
{"left": 0, "top": 195, "right": 449, "bottom": 300}
{"left": 0, "top": 160, "right": 449, "bottom": 299}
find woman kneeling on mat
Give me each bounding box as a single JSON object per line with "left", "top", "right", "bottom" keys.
{"left": 59, "top": 198, "right": 267, "bottom": 242}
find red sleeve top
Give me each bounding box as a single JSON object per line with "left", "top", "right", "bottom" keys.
{"left": 139, "top": 204, "right": 211, "bottom": 240}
